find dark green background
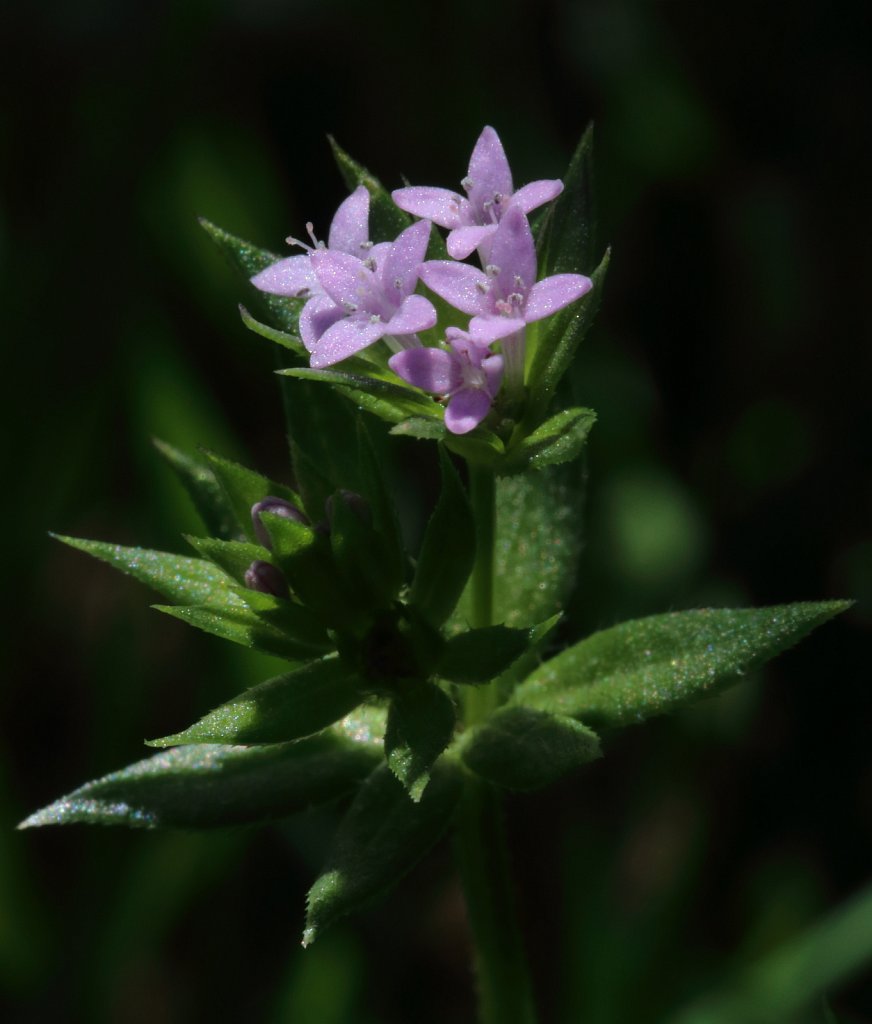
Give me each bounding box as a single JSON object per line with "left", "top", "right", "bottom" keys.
{"left": 3, "top": 1, "right": 870, "bottom": 1021}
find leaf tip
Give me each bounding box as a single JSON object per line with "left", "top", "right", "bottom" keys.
{"left": 301, "top": 925, "right": 317, "bottom": 948}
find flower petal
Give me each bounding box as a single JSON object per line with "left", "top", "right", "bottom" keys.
{"left": 389, "top": 347, "right": 460, "bottom": 394}
{"left": 468, "top": 315, "right": 526, "bottom": 345}
{"left": 382, "top": 220, "right": 431, "bottom": 300}
{"left": 420, "top": 261, "right": 491, "bottom": 316}
{"left": 445, "top": 387, "right": 493, "bottom": 435}
{"left": 310, "top": 317, "right": 386, "bottom": 368}
{"left": 446, "top": 224, "right": 497, "bottom": 260}
{"left": 488, "top": 206, "right": 537, "bottom": 296}
{"left": 524, "top": 274, "right": 593, "bottom": 322}
{"left": 391, "top": 187, "right": 464, "bottom": 229}
{"left": 509, "top": 179, "right": 564, "bottom": 214}
{"left": 467, "top": 126, "right": 513, "bottom": 200}
{"left": 482, "top": 353, "right": 504, "bottom": 397}
{"left": 311, "top": 250, "right": 375, "bottom": 310}
{"left": 385, "top": 294, "right": 437, "bottom": 336}
{"left": 328, "top": 185, "right": 371, "bottom": 256}
{"left": 299, "top": 296, "right": 344, "bottom": 352}
{"left": 251, "top": 255, "right": 318, "bottom": 297}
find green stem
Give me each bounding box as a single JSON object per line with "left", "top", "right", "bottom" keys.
{"left": 457, "top": 463, "right": 538, "bottom": 1024}
{"left": 455, "top": 778, "right": 537, "bottom": 1024}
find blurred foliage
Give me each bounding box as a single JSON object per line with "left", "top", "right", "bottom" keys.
{"left": 2, "top": 0, "right": 870, "bottom": 1021}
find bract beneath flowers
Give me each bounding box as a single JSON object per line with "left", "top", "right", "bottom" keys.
{"left": 389, "top": 329, "right": 504, "bottom": 435}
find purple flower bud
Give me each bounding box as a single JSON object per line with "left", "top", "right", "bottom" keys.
{"left": 251, "top": 496, "right": 307, "bottom": 549}
{"left": 244, "top": 560, "right": 290, "bottom": 599}
{"left": 325, "top": 490, "right": 372, "bottom": 528}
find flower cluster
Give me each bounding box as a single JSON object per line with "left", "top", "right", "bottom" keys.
{"left": 253, "top": 127, "right": 593, "bottom": 434}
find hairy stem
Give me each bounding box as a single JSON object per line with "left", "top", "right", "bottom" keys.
{"left": 458, "top": 463, "right": 538, "bottom": 1024}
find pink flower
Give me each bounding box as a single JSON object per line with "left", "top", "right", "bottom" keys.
{"left": 303, "top": 219, "right": 437, "bottom": 368}
{"left": 250, "top": 185, "right": 372, "bottom": 299}
{"left": 389, "top": 329, "right": 503, "bottom": 435}
{"left": 392, "top": 126, "right": 563, "bottom": 261}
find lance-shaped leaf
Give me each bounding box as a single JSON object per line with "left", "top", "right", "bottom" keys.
{"left": 329, "top": 491, "right": 401, "bottom": 609}
{"left": 514, "top": 602, "right": 852, "bottom": 730}
{"left": 410, "top": 449, "right": 475, "bottom": 628}
{"left": 261, "top": 511, "right": 362, "bottom": 629}
{"left": 303, "top": 760, "right": 462, "bottom": 945}
{"left": 535, "top": 122, "right": 597, "bottom": 279}
{"left": 356, "top": 418, "right": 406, "bottom": 588}
{"left": 153, "top": 439, "right": 238, "bottom": 540}
{"left": 391, "top": 415, "right": 505, "bottom": 467}
{"left": 154, "top": 602, "right": 326, "bottom": 662}
{"left": 202, "top": 450, "right": 301, "bottom": 543}
{"left": 239, "top": 304, "right": 307, "bottom": 358}
{"left": 19, "top": 727, "right": 380, "bottom": 831}
{"left": 185, "top": 535, "right": 272, "bottom": 585}
{"left": 199, "top": 217, "right": 304, "bottom": 334}
{"left": 526, "top": 248, "right": 609, "bottom": 423}
{"left": 505, "top": 406, "right": 596, "bottom": 474}
{"left": 328, "top": 137, "right": 410, "bottom": 244}
{"left": 280, "top": 368, "right": 437, "bottom": 426}
{"left": 453, "top": 460, "right": 586, "bottom": 630}
{"left": 148, "top": 657, "right": 365, "bottom": 747}
{"left": 385, "top": 681, "right": 456, "bottom": 801}
{"left": 54, "top": 535, "right": 243, "bottom": 610}
{"left": 461, "top": 706, "right": 601, "bottom": 791}
{"left": 438, "top": 624, "right": 542, "bottom": 685}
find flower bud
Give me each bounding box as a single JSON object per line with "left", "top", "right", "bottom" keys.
{"left": 324, "top": 489, "right": 371, "bottom": 529}
{"left": 243, "top": 559, "right": 289, "bottom": 599}
{"left": 251, "top": 496, "right": 307, "bottom": 549}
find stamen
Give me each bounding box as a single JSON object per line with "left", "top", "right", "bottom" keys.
{"left": 369, "top": 313, "right": 383, "bottom": 324}
{"left": 393, "top": 277, "right": 403, "bottom": 290}
{"left": 305, "top": 222, "right": 323, "bottom": 249}
{"left": 364, "top": 257, "right": 377, "bottom": 271}
{"left": 461, "top": 176, "right": 474, "bottom": 193}
{"left": 342, "top": 300, "right": 359, "bottom": 313}
{"left": 485, "top": 264, "right": 501, "bottom": 278}
{"left": 475, "top": 280, "right": 491, "bottom": 294}
{"left": 359, "top": 240, "right": 374, "bottom": 250}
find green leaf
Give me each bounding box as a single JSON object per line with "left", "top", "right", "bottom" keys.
{"left": 514, "top": 602, "right": 852, "bottom": 730}
{"left": 184, "top": 534, "right": 271, "bottom": 585}
{"left": 385, "top": 681, "right": 456, "bottom": 801}
{"left": 461, "top": 706, "right": 601, "bottom": 791}
{"left": 328, "top": 491, "right": 401, "bottom": 609}
{"left": 526, "top": 248, "right": 610, "bottom": 422}
{"left": 199, "top": 217, "right": 304, "bottom": 334}
{"left": 411, "top": 449, "right": 475, "bottom": 628}
{"left": 536, "top": 122, "right": 597, "bottom": 278}
{"left": 154, "top": 602, "right": 326, "bottom": 662}
{"left": 505, "top": 406, "right": 596, "bottom": 473}
{"left": 390, "top": 415, "right": 505, "bottom": 466}
{"left": 55, "top": 535, "right": 243, "bottom": 609}
{"left": 148, "top": 656, "right": 366, "bottom": 747}
{"left": 303, "top": 760, "right": 461, "bottom": 945}
{"left": 668, "top": 879, "right": 872, "bottom": 1024}
{"left": 280, "top": 368, "right": 437, "bottom": 425}
{"left": 202, "top": 449, "right": 302, "bottom": 542}
{"left": 19, "top": 728, "right": 380, "bottom": 830}
{"left": 453, "top": 461, "right": 586, "bottom": 630}
{"left": 239, "top": 304, "right": 306, "bottom": 358}
{"left": 438, "top": 624, "right": 540, "bottom": 685}
{"left": 260, "top": 512, "right": 350, "bottom": 623}
{"left": 328, "top": 137, "right": 410, "bottom": 244}
{"left": 356, "top": 418, "right": 406, "bottom": 588}
{"left": 152, "top": 438, "right": 238, "bottom": 540}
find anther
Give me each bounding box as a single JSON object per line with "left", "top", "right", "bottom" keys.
{"left": 461, "top": 176, "right": 474, "bottom": 193}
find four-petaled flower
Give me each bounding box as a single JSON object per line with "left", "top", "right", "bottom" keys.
{"left": 251, "top": 185, "right": 372, "bottom": 299}
{"left": 303, "top": 219, "right": 437, "bottom": 368}
{"left": 392, "top": 125, "right": 563, "bottom": 261}
{"left": 389, "top": 329, "right": 504, "bottom": 435}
